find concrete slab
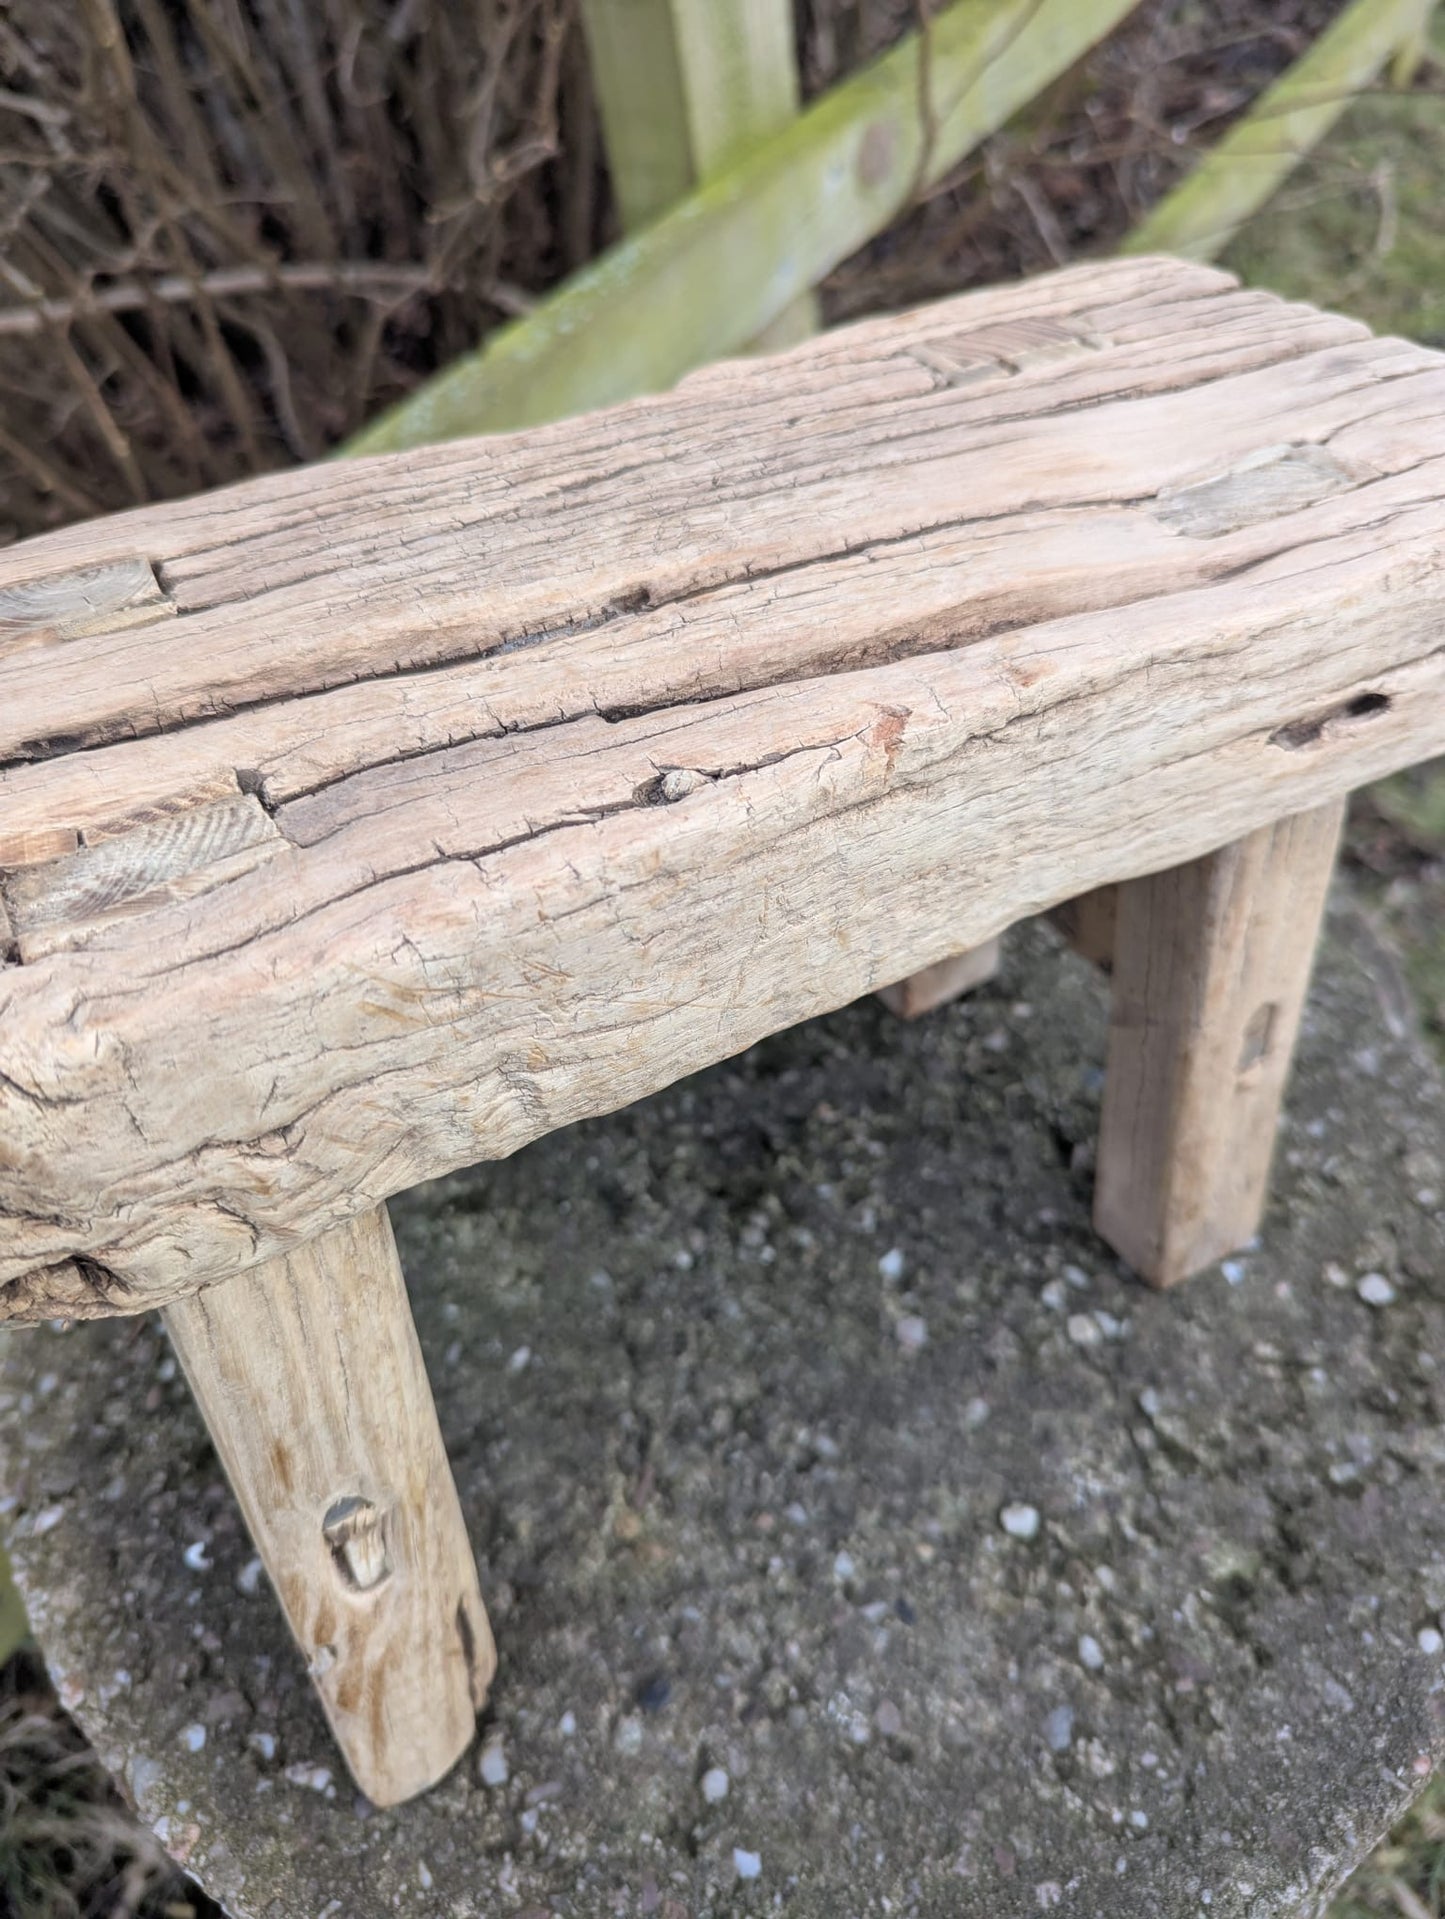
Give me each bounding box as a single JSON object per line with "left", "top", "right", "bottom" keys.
{"left": 3, "top": 903, "right": 1445, "bottom": 1919}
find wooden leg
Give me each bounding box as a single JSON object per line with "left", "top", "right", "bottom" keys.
{"left": 1093, "top": 801, "right": 1345, "bottom": 1288}
{"left": 162, "top": 1204, "right": 494, "bottom": 1806}
{"left": 1049, "top": 885, "right": 1118, "bottom": 972}
{"left": 877, "top": 937, "right": 1002, "bottom": 1019}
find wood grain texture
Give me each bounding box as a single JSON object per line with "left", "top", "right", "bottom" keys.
{"left": 1093, "top": 803, "right": 1346, "bottom": 1287}
{"left": 2, "top": 258, "right": 1445, "bottom": 1320}
{"left": 162, "top": 1205, "right": 494, "bottom": 1805}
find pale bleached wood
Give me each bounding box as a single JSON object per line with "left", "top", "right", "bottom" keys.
{"left": 1093, "top": 803, "right": 1346, "bottom": 1288}
{"left": 162, "top": 1204, "right": 494, "bottom": 1806}
{"left": 0, "top": 275, "right": 1410, "bottom": 864}
{"left": 2, "top": 260, "right": 1445, "bottom": 1321}
{"left": 877, "top": 940, "right": 1002, "bottom": 1019}
{"left": 0, "top": 257, "right": 1382, "bottom": 782}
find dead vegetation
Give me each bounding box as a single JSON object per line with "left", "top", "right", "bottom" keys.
{"left": 0, "top": 0, "right": 1346, "bottom": 543}
{"left": 0, "top": 1648, "right": 214, "bottom": 1919}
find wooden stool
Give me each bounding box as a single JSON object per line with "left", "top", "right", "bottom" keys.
{"left": 2, "top": 256, "right": 1442, "bottom": 1804}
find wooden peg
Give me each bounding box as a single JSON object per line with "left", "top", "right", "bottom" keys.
{"left": 1093, "top": 801, "right": 1345, "bottom": 1287}
{"left": 163, "top": 1204, "right": 494, "bottom": 1806}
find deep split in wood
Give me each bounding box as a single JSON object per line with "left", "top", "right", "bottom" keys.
{"left": 4, "top": 258, "right": 1445, "bottom": 1800}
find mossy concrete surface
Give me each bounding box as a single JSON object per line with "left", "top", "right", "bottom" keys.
{"left": 2, "top": 902, "right": 1445, "bottom": 1918}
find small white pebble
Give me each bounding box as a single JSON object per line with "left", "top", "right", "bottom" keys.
{"left": 833, "top": 1550, "right": 856, "bottom": 1581}
{"left": 1040, "top": 1279, "right": 1067, "bottom": 1312}
{"left": 733, "top": 1849, "right": 762, "bottom": 1881}
{"left": 964, "top": 1397, "right": 990, "bottom": 1428}
{"left": 284, "top": 1763, "right": 332, "bottom": 1793}
{"left": 182, "top": 1541, "right": 211, "bottom": 1573}
{"left": 1062, "top": 1264, "right": 1091, "bottom": 1290}
{"left": 1221, "top": 1260, "right": 1246, "bottom": 1287}
{"left": 1323, "top": 1261, "right": 1350, "bottom": 1289}
{"left": 1000, "top": 1503, "right": 1041, "bottom": 1542}
{"left": 895, "top": 1314, "right": 928, "bottom": 1352}
{"left": 1356, "top": 1272, "right": 1396, "bottom": 1307}
{"left": 557, "top": 1711, "right": 577, "bottom": 1737}
{"left": 417, "top": 1863, "right": 433, "bottom": 1891}
{"left": 701, "top": 1766, "right": 730, "bottom": 1804}
{"left": 236, "top": 1556, "right": 264, "bottom": 1597}
{"left": 479, "top": 1741, "right": 510, "bottom": 1786}
{"left": 180, "top": 1723, "right": 207, "bottom": 1753}
{"left": 1418, "top": 1627, "right": 1444, "bottom": 1656}
{"left": 248, "top": 1731, "right": 276, "bottom": 1762}
{"left": 507, "top": 1345, "right": 532, "bottom": 1373}
{"left": 1130, "top": 1809, "right": 1149, "bottom": 1830}
{"left": 613, "top": 1715, "right": 644, "bottom": 1756}
{"left": 1138, "top": 1388, "right": 1161, "bottom": 1419}
{"left": 1067, "top": 1314, "right": 1101, "bottom": 1348}
{"left": 1044, "top": 1705, "right": 1074, "bottom": 1753}
{"left": 878, "top": 1248, "right": 906, "bottom": 1282}
{"left": 31, "top": 1504, "right": 65, "bottom": 1536}
{"left": 1078, "top": 1634, "right": 1105, "bottom": 1671}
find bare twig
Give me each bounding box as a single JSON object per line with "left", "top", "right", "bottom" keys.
{"left": 0, "top": 262, "right": 439, "bottom": 336}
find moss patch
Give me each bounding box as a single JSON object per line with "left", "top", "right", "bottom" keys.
{"left": 1225, "top": 16, "right": 1445, "bottom": 344}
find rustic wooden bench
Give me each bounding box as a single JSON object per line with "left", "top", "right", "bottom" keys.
{"left": 2, "top": 255, "right": 1443, "bottom": 1810}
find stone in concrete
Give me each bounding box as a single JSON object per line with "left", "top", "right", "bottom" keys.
{"left": 3, "top": 903, "right": 1445, "bottom": 1919}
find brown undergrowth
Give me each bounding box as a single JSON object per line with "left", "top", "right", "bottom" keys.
{"left": 0, "top": 0, "right": 1346, "bottom": 543}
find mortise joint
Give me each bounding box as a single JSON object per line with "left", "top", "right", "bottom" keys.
{"left": 323, "top": 1495, "right": 391, "bottom": 1592}
{"left": 1270, "top": 692, "right": 1390, "bottom": 751}
{"left": 1238, "top": 1001, "right": 1280, "bottom": 1073}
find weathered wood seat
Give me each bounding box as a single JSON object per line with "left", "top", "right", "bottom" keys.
{"left": 3, "top": 255, "right": 1444, "bottom": 1806}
